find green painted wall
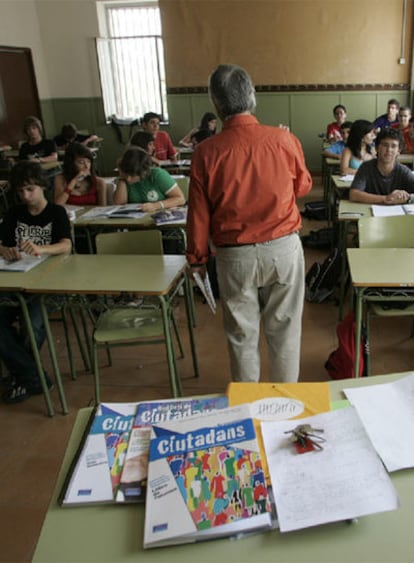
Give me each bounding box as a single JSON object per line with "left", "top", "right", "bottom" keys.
{"left": 43, "top": 90, "right": 409, "bottom": 177}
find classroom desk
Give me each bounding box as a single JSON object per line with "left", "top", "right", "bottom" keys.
{"left": 73, "top": 208, "right": 187, "bottom": 254}
{"left": 321, "top": 156, "right": 340, "bottom": 201}
{"left": 347, "top": 248, "right": 414, "bottom": 378}
{"left": 32, "top": 372, "right": 413, "bottom": 563}
{"left": 336, "top": 201, "right": 372, "bottom": 319}
{"left": 398, "top": 153, "right": 414, "bottom": 168}
{"left": 0, "top": 256, "right": 67, "bottom": 416}
{"left": 26, "top": 254, "right": 199, "bottom": 407}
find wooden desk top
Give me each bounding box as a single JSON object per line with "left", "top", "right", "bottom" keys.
{"left": 337, "top": 200, "right": 371, "bottom": 220}
{"left": 0, "top": 255, "right": 62, "bottom": 292}
{"left": 331, "top": 174, "right": 352, "bottom": 189}
{"left": 26, "top": 254, "right": 188, "bottom": 295}
{"left": 33, "top": 373, "right": 414, "bottom": 563}
{"left": 348, "top": 248, "right": 414, "bottom": 287}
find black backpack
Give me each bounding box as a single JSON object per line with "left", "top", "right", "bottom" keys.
{"left": 300, "top": 201, "right": 328, "bottom": 221}
{"left": 305, "top": 247, "right": 343, "bottom": 303}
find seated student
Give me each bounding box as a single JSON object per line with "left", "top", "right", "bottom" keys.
{"left": 391, "top": 106, "right": 411, "bottom": 132}
{"left": 402, "top": 116, "right": 414, "bottom": 154}
{"left": 373, "top": 99, "right": 400, "bottom": 130}
{"left": 113, "top": 148, "right": 185, "bottom": 212}
{"left": 142, "top": 112, "right": 177, "bottom": 162}
{"left": 340, "top": 120, "right": 376, "bottom": 176}
{"left": 349, "top": 127, "right": 414, "bottom": 204}
{"left": 54, "top": 142, "right": 107, "bottom": 206}
{"left": 190, "top": 128, "right": 215, "bottom": 148}
{"left": 18, "top": 116, "right": 58, "bottom": 164}
{"left": 0, "top": 161, "right": 72, "bottom": 404}
{"left": 179, "top": 112, "right": 217, "bottom": 147}
{"left": 322, "top": 121, "right": 352, "bottom": 159}
{"left": 129, "top": 131, "right": 159, "bottom": 165}
{"left": 54, "top": 123, "right": 99, "bottom": 151}
{"left": 326, "top": 104, "right": 347, "bottom": 142}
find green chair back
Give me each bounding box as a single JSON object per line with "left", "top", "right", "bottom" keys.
{"left": 358, "top": 215, "right": 414, "bottom": 248}
{"left": 173, "top": 176, "right": 190, "bottom": 202}
{"left": 95, "top": 230, "right": 163, "bottom": 255}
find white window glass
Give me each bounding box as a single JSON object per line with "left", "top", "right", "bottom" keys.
{"left": 96, "top": 1, "right": 168, "bottom": 122}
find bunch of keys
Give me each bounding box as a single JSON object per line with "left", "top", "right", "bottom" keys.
{"left": 285, "top": 424, "right": 326, "bottom": 454}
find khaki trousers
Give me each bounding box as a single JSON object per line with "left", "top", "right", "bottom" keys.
{"left": 216, "top": 232, "right": 304, "bottom": 382}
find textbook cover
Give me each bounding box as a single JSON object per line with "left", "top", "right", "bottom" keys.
{"left": 144, "top": 404, "right": 273, "bottom": 549}
{"left": 59, "top": 402, "right": 138, "bottom": 506}
{"left": 227, "top": 382, "right": 331, "bottom": 484}
{"left": 151, "top": 207, "right": 187, "bottom": 225}
{"left": 116, "top": 396, "right": 228, "bottom": 503}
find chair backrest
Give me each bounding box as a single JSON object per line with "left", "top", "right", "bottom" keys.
{"left": 95, "top": 230, "right": 163, "bottom": 255}
{"left": 173, "top": 176, "right": 189, "bottom": 202}
{"left": 358, "top": 215, "right": 414, "bottom": 248}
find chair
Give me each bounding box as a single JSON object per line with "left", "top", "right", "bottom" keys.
{"left": 91, "top": 230, "right": 185, "bottom": 402}
{"left": 357, "top": 215, "right": 414, "bottom": 374}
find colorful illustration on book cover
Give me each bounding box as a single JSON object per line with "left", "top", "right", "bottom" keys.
{"left": 167, "top": 446, "right": 270, "bottom": 530}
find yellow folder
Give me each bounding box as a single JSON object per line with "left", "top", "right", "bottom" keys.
{"left": 227, "top": 382, "right": 331, "bottom": 483}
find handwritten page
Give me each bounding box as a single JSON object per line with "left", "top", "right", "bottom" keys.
{"left": 261, "top": 408, "right": 398, "bottom": 532}
{"left": 344, "top": 373, "right": 414, "bottom": 472}
{"left": 79, "top": 206, "right": 119, "bottom": 219}
{"left": 339, "top": 174, "right": 355, "bottom": 182}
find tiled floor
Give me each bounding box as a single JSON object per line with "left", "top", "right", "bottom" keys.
{"left": 1, "top": 181, "right": 414, "bottom": 562}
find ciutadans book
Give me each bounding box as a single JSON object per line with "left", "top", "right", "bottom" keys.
{"left": 144, "top": 404, "right": 273, "bottom": 548}
{"left": 116, "top": 396, "right": 228, "bottom": 503}
{"left": 59, "top": 402, "right": 138, "bottom": 506}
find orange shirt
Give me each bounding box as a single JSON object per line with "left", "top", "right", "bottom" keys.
{"left": 186, "top": 114, "right": 312, "bottom": 264}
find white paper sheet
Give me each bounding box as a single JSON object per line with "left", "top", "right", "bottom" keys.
{"left": 344, "top": 373, "right": 414, "bottom": 472}
{"left": 261, "top": 408, "right": 398, "bottom": 532}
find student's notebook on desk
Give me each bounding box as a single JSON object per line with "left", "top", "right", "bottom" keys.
{"left": 371, "top": 204, "right": 414, "bottom": 216}
{"left": 0, "top": 253, "right": 48, "bottom": 272}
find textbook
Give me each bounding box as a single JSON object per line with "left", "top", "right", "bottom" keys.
{"left": 227, "top": 382, "right": 331, "bottom": 484}
{"left": 371, "top": 204, "right": 414, "bottom": 217}
{"left": 78, "top": 205, "right": 146, "bottom": 220}
{"left": 0, "top": 253, "right": 48, "bottom": 272}
{"left": 144, "top": 404, "right": 273, "bottom": 548}
{"left": 151, "top": 207, "right": 187, "bottom": 225}
{"left": 59, "top": 402, "right": 138, "bottom": 506}
{"left": 116, "top": 395, "right": 228, "bottom": 503}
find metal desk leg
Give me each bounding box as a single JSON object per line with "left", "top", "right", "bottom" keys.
{"left": 184, "top": 272, "right": 199, "bottom": 378}
{"left": 17, "top": 294, "right": 55, "bottom": 417}
{"left": 40, "top": 296, "right": 68, "bottom": 414}
{"left": 159, "top": 295, "right": 181, "bottom": 397}
{"left": 354, "top": 288, "right": 364, "bottom": 378}
{"left": 338, "top": 220, "right": 349, "bottom": 321}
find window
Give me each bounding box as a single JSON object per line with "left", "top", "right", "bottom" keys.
{"left": 96, "top": 1, "right": 168, "bottom": 122}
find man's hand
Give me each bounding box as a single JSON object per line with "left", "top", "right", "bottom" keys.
{"left": 384, "top": 189, "right": 410, "bottom": 205}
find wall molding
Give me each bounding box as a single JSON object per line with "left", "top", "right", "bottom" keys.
{"left": 168, "top": 83, "right": 409, "bottom": 95}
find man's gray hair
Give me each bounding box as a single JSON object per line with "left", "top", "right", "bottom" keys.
{"left": 209, "top": 64, "right": 256, "bottom": 119}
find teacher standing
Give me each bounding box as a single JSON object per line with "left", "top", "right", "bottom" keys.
{"left": 186, "top": 64, "right": 312, "bottom": 383}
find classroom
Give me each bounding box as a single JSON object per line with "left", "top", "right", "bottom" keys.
{"left": 0, "top": 0, "right": 413, "bottom": 561}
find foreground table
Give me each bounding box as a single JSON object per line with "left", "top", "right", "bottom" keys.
{"left": 32, "top": 373, "right": 413, "bottom": 563}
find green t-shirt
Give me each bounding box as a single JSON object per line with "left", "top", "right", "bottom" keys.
{"left": 126, "top": 167, "right": 176, "bottom": 203}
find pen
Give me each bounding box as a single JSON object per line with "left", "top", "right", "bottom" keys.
{"left": 340, "top": 212, "right": 363, "bottom": 216}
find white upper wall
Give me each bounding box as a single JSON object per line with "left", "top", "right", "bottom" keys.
{"left": 0, "top": 0, "right": 102, "bottom": 99}
{"left": 35, "top": 0, "right": 102, "bottom": 98}
{"left": 0, "top": 0, "right": 51, "bottom": 98}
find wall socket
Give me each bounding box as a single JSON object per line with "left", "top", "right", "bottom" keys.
{"left": 398, "top": 57, "right": 406, "bottom": 64}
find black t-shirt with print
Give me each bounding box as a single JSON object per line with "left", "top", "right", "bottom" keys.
{"left": 0, "top": 203, "right": 71, "bottom": 247}
{"left": 18, "top": 139, "right": 57, "bottom": 160}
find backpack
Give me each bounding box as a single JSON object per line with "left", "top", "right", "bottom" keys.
{"left": 301, "top": 227, "right": 335, "bottom": 249}
{"left": 325, "top": 311, "right": 367, "bottom": 379}
{"left": 305, "top": 247, "right": 343, "bottom": 303}
{"left": 300, "top": 201, "right": 328, "bottom": 221}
